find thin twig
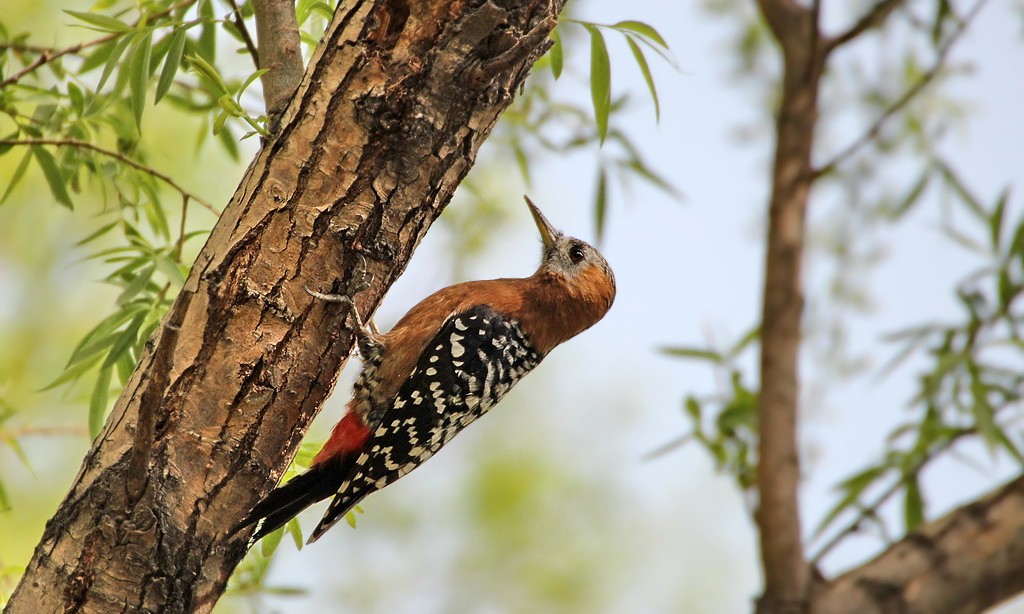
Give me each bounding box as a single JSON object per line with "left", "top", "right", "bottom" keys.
{"left": 813, "top": 0, "right": 988, "bottom": 179}
{"left": 0, "top": 138, "right": 218, "bottom": 214}
{"left": 825, "top": 0, "right": 906, "bottom": 53}
{"left": 176, "top": 194, "right": 189, "bottom": 262}
{"left": 0, "top": 34, "right": 118, "bottom": 89}
{"left": 0, "top": 42, "right": 78, "bottom": 54}
{"left": 226, "top": 0, "right": 260, "bottom": 68}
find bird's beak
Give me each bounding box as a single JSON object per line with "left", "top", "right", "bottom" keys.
{"left": 524, "top": 195, "right": 560, "bottom": 249}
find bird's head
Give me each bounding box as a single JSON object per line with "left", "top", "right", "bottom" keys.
{"left": 525, "top": 196, "right": 616, "bottom": 318}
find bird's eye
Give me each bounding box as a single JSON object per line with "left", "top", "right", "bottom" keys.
{"left": 568, "top": 244, "right": 586, "bottom": 264}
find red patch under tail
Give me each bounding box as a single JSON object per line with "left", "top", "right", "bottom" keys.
{"left": 312, "top": 408, "right": 371, "bottom": 467}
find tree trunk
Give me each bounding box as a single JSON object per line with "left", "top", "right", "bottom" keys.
{"left": 6, "top": 1, "right": 560, "bottom": 611}
{"left": 753, "top": 1, "right": 824, "bottom": 611}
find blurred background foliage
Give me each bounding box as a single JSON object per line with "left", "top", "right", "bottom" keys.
{"left": 2, "top": 0, "right": 1024, "bottom": 612}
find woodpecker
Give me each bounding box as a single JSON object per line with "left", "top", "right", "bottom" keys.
{"left": 234, "top": 196, "right": 615, "bottom": 544}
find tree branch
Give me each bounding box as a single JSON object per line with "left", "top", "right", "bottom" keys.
{"left": 0, "top": 138, "right": 218, "bottom": 213}
{"left": 251, "top": 0, "right": 304, "bottom": 123}
{"left": 0, "top": 35, "right": 117, "bottom": 89}
{"left": 226, "top": 0, "right": 260, "bottom": 68}
{"left": 813, "top": 0, "right": 988, "bottom": 179}
{"left": 824, "top": 0, "right": 905, "bottom": 54}
{"left": 812, "top": 474, "right": 1024, "bottom": 613}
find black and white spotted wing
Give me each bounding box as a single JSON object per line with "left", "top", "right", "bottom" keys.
{"left": 310, "top": 304, "right": 543, "bottom": 539}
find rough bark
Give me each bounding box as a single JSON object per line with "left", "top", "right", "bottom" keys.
{"left": 753, "top": 0, "right": 825, "bottom": 612}
{"left": 811, "top": 474, "right": 1024, "bottom": 613}
{"left": 6, "top": 1, "right": 561, "bottom": 611}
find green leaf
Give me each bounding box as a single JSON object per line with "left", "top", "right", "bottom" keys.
{"left": 625, "top": 36, "right": 659, "bottom": 121}
{"left": 64, "top": 9, "right": 132, "bottom": 33}
{"left": 659, "top": 346, "right": 723, "bottom": 363}
{"left": 344, "top": 506, "right": 364, "bottom": 529}
{"left": 67, "top": 81, "right": 85, "bottom": 115}
{"left": 904, "top": 474, "right": 924, "bottom": 531}
{"left": 936, "top": 159, "right": 986, "bottom": 222}
{"left": 594, "top": 165, "right": 608, "bottom": 240}
{"left": 101, "top": 311, "right": 145, "bottom": 370}
{"left": 612, "top": 20, "right": 669, "bottom": 48}
{"left": 0, "top": 134, "right": 17, "bottom": 158}
{"left": 941, "top": 223, "right": 985, "bottom": 254}
{"left": 76, "top": 221, "right": 119, "bottom": 247}
{"left": 89, "top": 366, "right": 113, "bottom": 438}
{"left": 261, "top": 525, "right": 285, "bottom": 557}
{"left": 116, "top": 351, "right": 136, "bottom": 386}
{"left": 584, "top": 25, "right": 611, "bottom": 144}
{"left": 512, "top": 139, "right": 530, "bottom": 186}
{"left": 116, "top": 265, "right": 155, "bottom": 305}
{"left": 198, "top": 0, "right": 217, "bottom": 62}
{"left": 186, "top": 54, "right": 229, "bottom": 95}
{"left": 970, "top": 376, "right": 999, "bottom": 452}
{"left": 998, "top": 268, "right": 1015, "bottom": 309}
{"left": 813, "top": 466, "right": 886, "bottom": 537}
{"left": 989, "top": 188, "right": 1010, "bottom": 251}
{"left": 128, "top": 32, "right": 153, "bottom": 128}
{"left": 32, "top": 146, "right": 73, "bottom": 209}
{"left": 287, "top": 518, "right": 304, "bottom": 549}
{"left": 1, "top": 150, "right": 33, "bottom": 204}
{"left": 727, "top": 325, "right": 761, "bottom": 359}
{"left": 236, "top": 69, "right": 270, "bottom": 104}
{"left": 549, "top": 28, "right": 563, "bottom": 80}
{"left": 155, "top": 254, "right": 186, "bottom": 287}
{"left": 932, "top": 0, "right": 950, "bottom": 45}
{"left": 625, "top": 157, "right": 679, "bottom": 198}
{"left": 41, "top": 353, "right": 104, "bottom": 391}
{"left": 156, "top": 29, "right": 187, "bottom": 103}
{"left": 216, "top": 123, "right": 240, "bottom": 161}
{"left": 889, "top": 169, "right": 930, "bottom": 220}
{"left": 95, "top": 34, "right": 133, "bottom": 94}
{"left": 79, "top": 37, "right": 120, "bottom": 73}
{"left": 67, "top": 312, "right": 130, "bottom": 366}
{"left": 0, "top": 477, "right": 9, "bottom": 512}
{"left": 212, "top": 110, "right": 229, "bottom": 136}
{"left": 685, "top": 396, "right": 701, "bottom": 421}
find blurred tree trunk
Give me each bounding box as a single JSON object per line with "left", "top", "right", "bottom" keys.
{"left": 754, "top": 0, "right": 824, "bottom": 609}
{"left": 5, "top": 1, "right": 560, "bottom": 611}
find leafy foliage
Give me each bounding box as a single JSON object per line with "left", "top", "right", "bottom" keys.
{"left": 810, "top": 176, "right": 1024, "bottom": 560}
{"left": 490, "top": 17, "right": 678, "bottom": 241}
{"left": 0, "top": 0, "right": 281, "bottom": 434}
{"left": 659, "top": 326, "right": 761, "bottom": 492}
{"left": 666, "top": 0, "right": 1017, "bottom": 571}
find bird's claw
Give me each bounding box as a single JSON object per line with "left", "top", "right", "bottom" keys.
{"left": 347, "top": 254, "right": 374, "bottom": 295}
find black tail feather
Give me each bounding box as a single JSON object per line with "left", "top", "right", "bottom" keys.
{"left": 232, "top": 460, "right": 345, "bottom": 542}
